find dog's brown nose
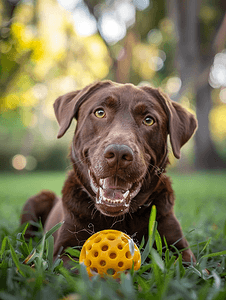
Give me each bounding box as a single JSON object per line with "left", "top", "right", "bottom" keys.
{"left": 104, "top": 144, "right": 134, "bottom": 168}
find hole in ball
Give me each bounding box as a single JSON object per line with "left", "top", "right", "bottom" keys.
{"left": 100, "top": 260, "right": 106, "bottom": 266}
{"left": 92, "top": 251, "right": 99, "bottom": 257}
{"left": 117, "top": 243, "right": 123, "bottom": 250}
{"left": 102, "top": 244, "right": 109, "bottom": 251}
{"left": 94, "top": 237, "right": 102, "bottom": 243}
{"left": 87, "top": 244, "right": 92, "bottom": 251}
{"left": 85, "top": 259, "right": 91, "bottom": 267}
{"left": 107, "top": 235, "right": 115, "bottom": 241}
{"left": 118, "top": 261, "right": 124, "bottom": 268}
{"left": 125, "top": 251, "right": 132, "bottom": 259}
{"left": 121, "top": 237, "right": 128, "bottom": 243}
{"left": 109, "top": 252, "right": 117, "bottom": 259}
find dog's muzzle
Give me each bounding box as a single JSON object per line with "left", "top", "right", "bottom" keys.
{"left": 88, "top": 169, "right": 142, "bottom": 216}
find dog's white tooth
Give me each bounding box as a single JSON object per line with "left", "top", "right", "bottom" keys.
{"left": 100, "top": 178, "right": 108, "bottom": 189}
{"left": 103, "top": 196, "right": 111, "bottom": 203}
{"left": 89, "top": 171, "right": 98, "bottom": 194}
{"left": 96, "top": 187, "right": 103, "bottom": 204}
{"left": 123, "top": 190, "right": 129, "bottom": 199}
{"left": 91, "top": 179, "right": 98, "bottom": 194}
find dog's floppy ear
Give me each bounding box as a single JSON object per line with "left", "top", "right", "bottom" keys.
{"left": 141, "top": 86, "right": 198, "bottom": 159}
{"left": 53, "top": 81, "right": 113, "bottom": 138}
{"left": 157, "top": 89, "right": 198, "bottom": 159}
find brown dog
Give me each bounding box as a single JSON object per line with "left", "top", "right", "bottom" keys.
{"left": 21, "top": 80, "right": 197, "bottom": 264}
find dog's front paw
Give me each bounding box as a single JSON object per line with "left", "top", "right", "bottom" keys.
{"left": 182, "top": 249, "right": 196, "bottom": 265}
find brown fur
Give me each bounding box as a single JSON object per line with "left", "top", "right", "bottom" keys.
{"left": 21, "top": 80, "right": 197, "bottom": 264}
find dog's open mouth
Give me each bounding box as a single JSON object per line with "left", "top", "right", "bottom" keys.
{"left": 88, "top": 170, "right": 142, "bottom": 216}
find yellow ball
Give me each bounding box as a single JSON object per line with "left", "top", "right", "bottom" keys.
{"left": 79, "top": 229, "right": 141, "bottom": 278}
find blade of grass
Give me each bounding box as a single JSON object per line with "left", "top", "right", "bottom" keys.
{"left": 16, "top": 232, "right": 29, "bottom": 258}
{"left": 141, "top": 237, "right": 151, "bottom": 265}
{"left": 151, "top": 252, "right": 163, "bottom": 290}
{"left": 155, "top": 229, "right": 162, "bottom": 256}
{"left": 7, "top": 237, "right": 25, "bottom": 277}
{"left": 149, "top": 205, "right": 157, "bottom": 249}
{"left": 65, "top": 247, "right": 81, "bottom": 259}
{"left": 139, "top": 236, "right": 145, "bottom": 251}
{"left": 137, "top": 263, "right": 152, "bottom": 275}
{"left": 224, "top": 220, "right": 226, "bottom": 237}
{"left": 199, "top": 238, "right": 212, "bottom": 256}
{"left": 37, "top": 233, "right": 46, "bottom": 270}
{"left": 44, "top": 221, "right": 63, "bottom": 242}
{"left": 137, "top": 275, "right": 150, "bottom": 291}
{"left": 23, "top": 248, "right": 37, "bottom": 265}
{"left": 175, "top": 254, "right": 185, "bottom": 279}
{"left": 151, "top": 248, "right": 165, "bottom": 272}
{"left": 46, "top": 235, "right": 54, "bottom": 269}
{"left": 0, "top": 236, "right": 7, "bottom": 259}
{"left": 163, "top": 236, "right": 169, "bottom": 251}
{"left": 201, "top": 249, "right": 226, "bottom": 259}
{"left": 22, "top": 222, "right": 30, "bottom": 236}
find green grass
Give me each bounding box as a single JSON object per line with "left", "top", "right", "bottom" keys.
{"left": 0, "top": 172, "right": 66, "bottom": 229}
{"left": 0, "top": 171, "right": 226, "bottom": 299}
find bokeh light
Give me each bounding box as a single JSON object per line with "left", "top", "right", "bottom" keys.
{"left": 12, "top": 155, "right": 27, "bottom": 171}
{"left": 26, "top": 156, "right": 38, "bottom": 171}
{"left": 133, "top": 0, "right": 150, "bottom": 11}
{"left": 116, "top": 2, "right": 136, "bottom": 27}
{"left": 98, "top": 12, "right": 127, "bottom": 44}
{"left": 73, "top": 5, "right": 97, "bottom": 36}
{"left": 165, "top": 77, "right": 182, "bottom": 96}
{"left": 32, "top": 83, "right": 48, "bottom": 101}
{"left": 147, "top": 29, "right": 163, "bottom": 46}
{"left": 149, "top": 56, "right": 164, "bottom": 71}
{"left": 209, "top": 51, "right": 226, "bottom": 88}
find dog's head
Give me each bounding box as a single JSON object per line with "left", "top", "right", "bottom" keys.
{"left": 54, "top": 81, "right": 197, "bottom": 217}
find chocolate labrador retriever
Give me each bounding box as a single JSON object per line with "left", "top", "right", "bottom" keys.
{"left": 21, "top": 80, "right": 197, "bottom": 264}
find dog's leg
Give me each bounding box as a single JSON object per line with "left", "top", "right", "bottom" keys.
{"left": 157, "top": 212, "right": 196, "bottom": 263}
{"left": 21, "top": 191, "right": 58, "bottom": 239}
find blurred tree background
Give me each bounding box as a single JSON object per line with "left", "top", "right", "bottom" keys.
{"left": 0, "top": 0, "right": 226, "bottom": 173}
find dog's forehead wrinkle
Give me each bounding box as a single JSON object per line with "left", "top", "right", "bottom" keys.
{"left": 104, "top": 95, "right": 119, "bottom": 107}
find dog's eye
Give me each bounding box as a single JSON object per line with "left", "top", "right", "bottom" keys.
{"left": 143, "top": 116, "right": 154, "bottom": 126}
{"left": 94, "top": 109, "right": 106, "bottom": 118}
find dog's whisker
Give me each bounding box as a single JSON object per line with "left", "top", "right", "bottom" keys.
{"left": 91, "top": 207, "right": 98, "bottom": 219}
{"left": 110, "top": 215, "right": 125, "bottom": 228}
{"left": 148, "top": 163, "right": 165, "bottom": 183}
{"left": 67, "top": 156, "right": 87, "bottom": 168}
{"left": 88, "top": 201, "right": 94, "bottom": 209}
{"left": 128, "top": 212, "right": 133, "bottom": 220}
